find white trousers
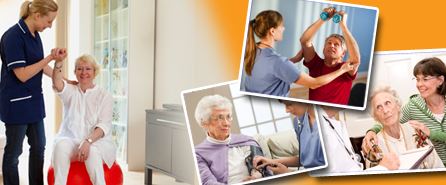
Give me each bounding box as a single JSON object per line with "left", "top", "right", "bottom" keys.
{"left": 52, "top": 138, "right": 106, "bottom": 185}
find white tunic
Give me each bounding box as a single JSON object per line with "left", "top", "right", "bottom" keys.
{"left": 312, "top": 108, "right": 387, "bottom": 176}
{"left": 54, "top": 82, "right": 116, "bottom": 167}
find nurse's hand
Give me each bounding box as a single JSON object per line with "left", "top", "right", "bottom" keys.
{"left": 76, "top": 141, "right": 91, "bottom": 162}
{"left": 253, "top": 156, "right": 272, "bottom": 168}
{"left": 340, "top": 62, "right": 354, "bottom": 72}
{"left": 408, "top": 120, "right": 430, "bottom": 137}
{"left": 51, "top": 48, "right": 67, "bottom": 61}
{"left": 257, "top": 162, "right": 289, "bottom": 175}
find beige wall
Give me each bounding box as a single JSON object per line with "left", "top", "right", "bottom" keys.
{"left": 154, "top": 0, "right": 229, "bottom": 109}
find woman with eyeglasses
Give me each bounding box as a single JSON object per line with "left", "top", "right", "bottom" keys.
{"left": 194, "top": 94, "right": 268, "bottom": 185}
{"left": 363, "top": 57, "right": 446, "bottom": 166}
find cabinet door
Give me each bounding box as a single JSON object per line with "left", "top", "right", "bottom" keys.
{"left": 146, "top": 123, "right": 172, "bottom": 173}
{"left": 172, "top": 128, "right": 195, "bottom": 184}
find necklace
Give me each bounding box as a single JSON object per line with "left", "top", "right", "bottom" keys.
{"left": 258, "top": 42, "right": 273, "bottom": 48}
{"left": 382, "top": 125, "right": 409, "bottom": 154}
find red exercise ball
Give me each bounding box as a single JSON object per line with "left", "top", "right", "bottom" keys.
{"left": 48, "top": 161, "right": 123, "bottom": 185}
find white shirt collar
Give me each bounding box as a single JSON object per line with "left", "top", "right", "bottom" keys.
{"left": 77, "top": 83, "right": 98, "bottom": 94}
{"left": 206, "top": 134, "right": 231, "bottom": 144}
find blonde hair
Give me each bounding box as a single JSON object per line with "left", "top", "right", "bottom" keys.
{"left": 75, "top": 55, "right": 101, "bottom": 77}
{"left": 20, "top": 0, "right": 58, "bottom": 19}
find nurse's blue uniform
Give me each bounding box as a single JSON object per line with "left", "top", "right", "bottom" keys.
{"left": 0, "top": 19, "right": 47, "bottom": 185}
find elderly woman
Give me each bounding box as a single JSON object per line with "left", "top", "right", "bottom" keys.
{"left": 364, "top": 57, "right": 446, "bottom": 166}
{"left": 194, "top": 94, "right": 268, "bottom": 185}
{"left": 368, "top": 86, "right": 443, "bottom": 169}
{"left": 51, "top": 54, "right": 116, "bottom": 185}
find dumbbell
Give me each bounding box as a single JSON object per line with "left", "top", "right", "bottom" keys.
{"left": 320, "top": 9, "right": 342, "bottom": 23}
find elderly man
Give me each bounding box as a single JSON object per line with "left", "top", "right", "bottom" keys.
{"left": 300, "top": 7, "right": 360, "bottom": 105}
{"left": 194, "top": 94, "right": 269, "bottom": 185}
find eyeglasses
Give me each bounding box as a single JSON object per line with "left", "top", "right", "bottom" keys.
{"left": 209, "top": 114, "right": 233, "bottom": 122}
{"left": 412, "top": 76, "right": 436, "bottom": 83}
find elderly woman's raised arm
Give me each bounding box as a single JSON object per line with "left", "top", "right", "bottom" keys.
{"left": 51, "top": 48, "right": 67, "bottom": 92}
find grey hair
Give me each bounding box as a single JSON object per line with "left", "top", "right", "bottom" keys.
{"left": 194, "top": 94, "right": 233, "bottom": 127}
{"left": 325, "top": 34, "right": 346, "bottom": 51}
{"left": 368, "top": 86, "right": 402, "bottom": 120}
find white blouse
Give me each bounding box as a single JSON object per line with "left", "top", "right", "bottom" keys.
{"left": 54, "top": 81, "right": 116, "bottom": 168}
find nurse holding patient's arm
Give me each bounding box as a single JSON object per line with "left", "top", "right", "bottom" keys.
{"left": 243, "top": 10, "right": 353, "bottom": 97}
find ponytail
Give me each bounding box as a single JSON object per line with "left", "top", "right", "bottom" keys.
{"left": 244, "top": 20, "right": 257, "bottom": 76}
{"left": 244, "top": 10, "right": 283, "bottom": 76}
{"left": 19, "top": 0, "right": 58, "bottom": 19}
{"left": 20, "top": 1, "right": 32, "bottom": 19}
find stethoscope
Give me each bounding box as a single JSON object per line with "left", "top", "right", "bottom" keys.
{"left": 323, "top": 116, "right": 362, "bottom": 166}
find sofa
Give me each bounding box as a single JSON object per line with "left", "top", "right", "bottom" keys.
{"left": 252, "top": 130, "right": 299, "bottom": 169}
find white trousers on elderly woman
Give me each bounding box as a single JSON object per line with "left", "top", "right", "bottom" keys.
{"left": 52, "top": 138, "right": 105, "bottom": 185}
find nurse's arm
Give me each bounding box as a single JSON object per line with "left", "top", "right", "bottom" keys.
{"left": 13, "top": 55, "right": 53, "bottom": 83}
{"left": 295, "top": 62, "right": 353, "bottom": 89}
{"left": 43, "top": 65, "right": 53, "bottom": 77}
{"left": 52, "top": 61, "right": 64, "bottom": 92}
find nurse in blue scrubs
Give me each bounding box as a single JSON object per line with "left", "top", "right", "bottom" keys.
{"left": 0, "top": 1, "right": 64, "bottom": 185}
{"left": 253, "top": 100, "right": 325, "bottom": 173}
{"left": 243, "top": 10, "right": 354, "bottom": 97}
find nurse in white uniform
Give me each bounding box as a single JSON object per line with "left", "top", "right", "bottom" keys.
{"left": 51, "top": 54, "right": 116, "bottom": 185}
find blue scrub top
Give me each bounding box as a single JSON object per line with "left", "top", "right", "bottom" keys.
{"left": 0, "top": 19, "right": 46, "bottom": 124}
{"left": 294, "top": 112, "right": 325, "bottom": 168}
{"left": 244, "top": 48, "right": 301, "bottom": 97}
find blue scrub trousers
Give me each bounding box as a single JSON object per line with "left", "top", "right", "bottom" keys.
{"left": 2, "top": 120, "right": 46, "bottom": 185}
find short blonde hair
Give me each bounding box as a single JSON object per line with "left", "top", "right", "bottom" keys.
{"left": 75, "top": 54, "right": 101, "bottom": 77}
{"left": 20, "top": 0, "right": 58, "bottom": 19}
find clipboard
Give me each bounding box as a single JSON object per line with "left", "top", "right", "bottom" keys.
{"left": 398, "top": 145, "right": 434, "bottom": 170}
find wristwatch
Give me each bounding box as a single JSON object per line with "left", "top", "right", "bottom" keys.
{"left": 86, "top": 138, "right": 93, "bottom": 144}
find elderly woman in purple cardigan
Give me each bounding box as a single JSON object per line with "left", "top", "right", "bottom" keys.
{"left": 194, "top": 94, "right": 264, "bottom": 185}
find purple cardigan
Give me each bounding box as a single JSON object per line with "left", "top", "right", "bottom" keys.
{"left": 195, "top": 134, "right": 259, "bottom": 185}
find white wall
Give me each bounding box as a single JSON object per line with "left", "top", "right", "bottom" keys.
{"left": 154, "top": 0, "right": 229, "bottom": 108}
{"left": 344, "top": 50, "right": 446, "bottom": 137}
{"left": 0, "top": 0, "right": 56, "bottom": 135}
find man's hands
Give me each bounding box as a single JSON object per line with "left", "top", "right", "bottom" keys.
{"left": 322, "top": 7, "right": 337, "bottom": 20}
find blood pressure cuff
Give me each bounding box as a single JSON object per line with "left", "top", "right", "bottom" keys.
{"left": 245, "top": 145, "right": 274, "bottom": 177}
